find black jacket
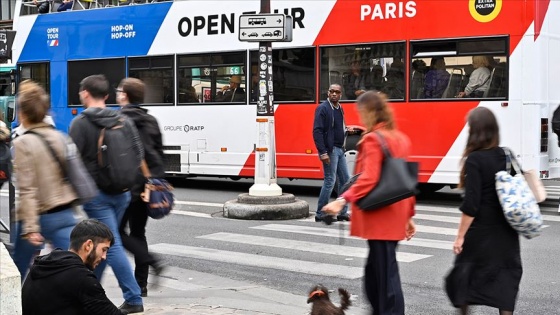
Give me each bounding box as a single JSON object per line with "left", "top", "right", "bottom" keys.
{"left": 22, "top": 250, "right": 122, "bottom": 315}
{"left": 120, "top": 104, "right": 166, "bottom": 199}
{"left": 312, "top": 100, "right": 345, "bottom": 156}
{"left": 69, "top": 107, "right": 144, "bottom": 192}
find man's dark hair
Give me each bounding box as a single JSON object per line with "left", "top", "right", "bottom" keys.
{"left": 69, "top": 219, "right": 114, "bottom": 251}
{"left": 79, "top": 74, "right": 109, "bottom": 100}
{"left": 120, "top": 77, "right": 145, "bottom": 104}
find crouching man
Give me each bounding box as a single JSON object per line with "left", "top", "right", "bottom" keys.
{"left": 22, "top": 219, "right": 124, "bottom": 315}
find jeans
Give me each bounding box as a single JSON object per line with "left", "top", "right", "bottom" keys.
{"left": 12, "top": 208, "right": 76, "bottom": 280}
{"left": 83, "top": 191, "right": 143, "bottom": 306}
{"left": 316, "top": 146, "right": 349, "bottom": 217}
{"left": 119, "top": 198, "right": 158, "bottom": 288}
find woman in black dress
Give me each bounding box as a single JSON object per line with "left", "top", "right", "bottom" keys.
{"left": 446, "top": 107, "right": 522, "bottom": 315}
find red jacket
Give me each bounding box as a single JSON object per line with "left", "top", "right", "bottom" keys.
{"left": 342, "top": 125, "right": 415, "bottom": 241}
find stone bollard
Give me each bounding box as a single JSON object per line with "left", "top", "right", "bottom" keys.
{"left": 0, "top": 242, "right": 22, "bottom": 315}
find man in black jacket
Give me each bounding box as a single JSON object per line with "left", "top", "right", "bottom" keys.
{"left": 312, "top": 84, "right": 350, "bottom": 222}
{"left": 22, "top": 219, "right": 123, "bottom": 315}
{"left": 116, "top": 77, "right": 166, "bottom": 297}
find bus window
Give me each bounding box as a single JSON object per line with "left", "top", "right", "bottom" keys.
{"left": 129, "top": 56, "right": 174, "bottom": 105}
{"left": 67, "top": 58, "right": 126, "bottom": 106}
{"left": 249, "top": 47, "right": 315, "bottom": 103}
{"left": 320, "top": 42, "right": 405, "bottom": 101}
{"left": 177, "top": 52, "right": 246, "bottom": 104}
{"left": 18, "top": 62, "right": 50, "bottom": 93}
{"left": 410, "top": 37, "right": 508, "bottom": 100}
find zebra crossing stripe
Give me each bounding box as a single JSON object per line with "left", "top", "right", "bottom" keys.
{"left": 150, "top": 243, "right": 364, "bottom": 279}
{"left": 250, "top": 224, "right": 454, "bottom": 250}
{"left": 197, "top": 232, "right": 431, "bottom": 263}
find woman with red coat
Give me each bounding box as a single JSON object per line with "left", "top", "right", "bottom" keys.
{"left": 323, "top": 91, "right": 416, "bottom": 315}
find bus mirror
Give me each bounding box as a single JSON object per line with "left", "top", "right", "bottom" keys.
{"left": 8, "top": 100, "right": 15, "bottom": 123}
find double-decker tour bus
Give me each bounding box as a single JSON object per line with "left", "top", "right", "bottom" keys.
{"left": 9, "top": 0, "right": 560, "bottom": 191}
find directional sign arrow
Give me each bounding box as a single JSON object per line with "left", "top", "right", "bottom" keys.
{"left": 276, "top": 19, "right": 282, "bottom": 23}
{"left": 242, "top": 32, "right": 247, "bottom": 36}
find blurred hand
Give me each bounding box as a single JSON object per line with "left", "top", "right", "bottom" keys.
{"left": 25, "top": 232, "right": 44, "bottom": 246}
{"left": 222, "top": 85, "right": 230, "bottom": 92}
{"left": 355, "top": 90, "right": 365, "bottom": 96}
{"left": 320, "top": 155, "right": 330, "bottom": 165}
{"left": 405, "top": 219, "right": 416, "bottom": 241}
{"left": 456, "top": 92, "right": 466, "bottom": 98}
{"left": 453, "top": 237, "right": 464, "bottom": 254}
{"left": 322, "top": 200, "right": 344, "bottom": 216}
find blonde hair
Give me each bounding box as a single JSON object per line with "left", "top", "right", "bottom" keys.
{"left": 356, "top": 91, "right": 395, "bottom": 131}
{"left": 472, "top": 56, "right": 490, "bottom": 69}
{"left": 18, "top": 80, "right": 49, "bottom": 124}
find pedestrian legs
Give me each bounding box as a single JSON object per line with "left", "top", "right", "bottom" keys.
{"left": 84, "top": 191, "right": 143, "bottom": 306}
{"left": 365, "top": 240, "right": 405, "bottom": 315}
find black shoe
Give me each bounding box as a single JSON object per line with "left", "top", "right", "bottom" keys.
{"left": 337, "top": 214, "right": 351, "bottom": 221}
{"left": 316, "top": 215, "right": 335, "bottom": 225}
{"left": 140, "top": 286, "right": 147, "bottom": 297}
{"left": 118, "top": 302, "right": 144, "bottom": 314}
{"left": 314, "top": 216, "right": 323, "bottom": 222}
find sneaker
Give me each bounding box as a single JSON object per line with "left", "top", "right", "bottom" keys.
{"left": 118, "top": 302, "right": 144, "bottom": 314}
{"left": 337, "top": 214, "right": 351, "bottom": 221}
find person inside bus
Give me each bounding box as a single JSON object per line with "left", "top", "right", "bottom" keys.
{"left": 381, "top": 59, "right": 405, "bottom": 99}
{"left": 56, "top": 0, "right": 73, "bottom": 12}
{"left": 457, "top": 56, "right": 491, "bottom": 98}
{"left": 344, "top": 60, "right": 369, "bottom": 100}
{"left": 424, "top": 57, "right": 450, "bottom": 99}
{"left": 33, "top": 0, "right": 50, "bottom": 14}
{"left": 216, "top": 75, "right": 245, "bottom": 102}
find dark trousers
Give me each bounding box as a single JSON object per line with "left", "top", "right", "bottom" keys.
{"left": 365, "top": 240, "right": 405, "bottom": 315}
{"left": 119, "top": 198, "right": 157, "bottom": 288}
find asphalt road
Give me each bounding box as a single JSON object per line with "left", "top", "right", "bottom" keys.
{"left": 2, "top": 178, "right": 560, "bottom": 314}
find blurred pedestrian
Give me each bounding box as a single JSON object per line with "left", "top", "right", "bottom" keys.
{"left": 445, "top": 107, "right": 522, "bottom": 315}
{"left": 117, "top": 77, "right": 166, "bottom": 297}
{"left": 11, "top": 80, "right": 78, "bottom": 279}
{"left": 322, "top": 91, "right": 416, "bottom": 315}
{"left": 69, "top": 74, "right": 144, "bottom": 314}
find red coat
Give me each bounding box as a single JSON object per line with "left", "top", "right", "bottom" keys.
{"left": 342, "top": 125, "right": 415, "bottom": 241}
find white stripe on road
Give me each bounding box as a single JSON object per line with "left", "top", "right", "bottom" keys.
{"left": 174, "top": 200, "right": 223, "bottom": 207}
{"left": 250, "top": 224, "right": 453, "bottom": 250}
{"left": 150, "top": 243, "right": 364, "bottom": 279}
{"left": 171, "top": 210, "right": 213, "bottom": 218}
{"left": 414, "top": 214, "right": 460, "bottom": 224}
{"left": 197, "top": 232, "right": 431, "bottom": 263}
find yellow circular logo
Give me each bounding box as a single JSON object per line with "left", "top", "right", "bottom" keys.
{"left": 469, "top": 0, "right": 502, "bottom": 23}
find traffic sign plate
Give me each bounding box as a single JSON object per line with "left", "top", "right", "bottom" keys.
{"left": 239, "top": 14, "right": 293, "bottom": 42}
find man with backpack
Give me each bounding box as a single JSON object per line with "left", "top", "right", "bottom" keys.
{"left": 69, "top": 74, "right": 144, "bottom": 314}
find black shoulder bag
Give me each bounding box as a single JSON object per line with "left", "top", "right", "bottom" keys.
{"left": 340, "top": 131, "right": 419, "bottom": 211}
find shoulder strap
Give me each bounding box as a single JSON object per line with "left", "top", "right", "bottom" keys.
{"left": 24, "top": 130, "right": 68, "bottom": 180}
{"left": 373, "top": 131, "right": 392, "bottom": 159}
{"left": 502, "top": 147, "right": 522, "bottom": 175}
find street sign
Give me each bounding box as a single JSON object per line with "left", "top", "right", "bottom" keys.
{"left": 239, "top": 14, "right": 293, "bottom": 42}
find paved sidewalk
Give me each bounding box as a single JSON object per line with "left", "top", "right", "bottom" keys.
{"left": 100, "top": 265, "right": 331, "bottom": 315}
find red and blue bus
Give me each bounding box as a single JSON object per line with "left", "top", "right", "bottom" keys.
{"left": 10, "top": 0, "right": 560, "bottom": 191}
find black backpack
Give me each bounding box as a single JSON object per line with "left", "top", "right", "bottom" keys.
{"left": 96, "top": 117, "right": 142, "bottom": 194}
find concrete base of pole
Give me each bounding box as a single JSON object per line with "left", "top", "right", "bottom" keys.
{"left": 223, "top": 193, "right": 309, "bottom": 220}
{"left": 248, "top": 183, "right": 282, "bottom": 196}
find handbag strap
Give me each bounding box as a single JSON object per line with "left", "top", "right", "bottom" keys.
{"left": 140, "top": 159, "right": 151, "bottom": 179}
{"left": 373, "top": 131, "right": 392, "bottom": 159}
{"left": 502, "top": 147, "right": 523, "bottom": 175}
{"left": 24, "top": 130, "right": 69, "bottom": 181}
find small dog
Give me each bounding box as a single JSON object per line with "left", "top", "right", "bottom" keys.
{"left": 307, "top": 285, "right": 351, "bottom": 315}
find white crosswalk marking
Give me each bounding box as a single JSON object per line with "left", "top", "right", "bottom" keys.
{"left": 150, "top": 243, "right": 364, "bottom": 279}
{"left": 250, "top": 224, "right": 454, "bottom": 250}
{"left": 197, "top": 232, "right": 431, "bottom": 263}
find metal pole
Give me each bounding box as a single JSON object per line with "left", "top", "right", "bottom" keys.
{"left": 249, "top": 0, "right": 281, "bottom": 196}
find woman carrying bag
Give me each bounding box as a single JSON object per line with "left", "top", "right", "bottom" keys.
{"left": 445, "top": 107, "right": 522, "bottom": 315}
{"left": 11, "top": 80, "right": 78, "bottom": 279}
{"left": 323, "top": 91, "right": 416, "bottom": 315}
